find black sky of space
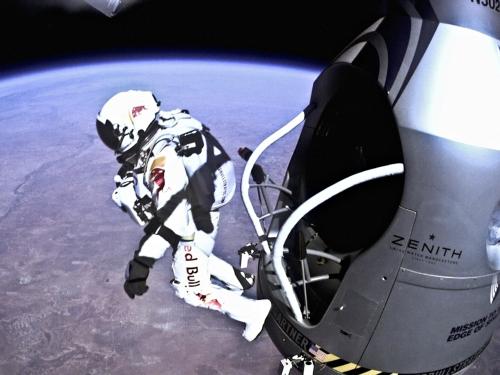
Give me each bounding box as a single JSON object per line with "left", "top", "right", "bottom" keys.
{"left": 0, "top": 1, "right": 389, "bottom": 73}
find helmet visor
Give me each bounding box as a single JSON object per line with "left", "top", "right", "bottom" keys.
{"left": 96, "top": 119, "right": 120, "bottom": 151}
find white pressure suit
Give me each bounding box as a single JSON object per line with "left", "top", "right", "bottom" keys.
{"left": 96, "top": 91, "right": 271, "bottom": 341}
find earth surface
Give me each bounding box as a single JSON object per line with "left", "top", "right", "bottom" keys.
{"left": 0, "top": 58, "right": 498, "bottom": 375}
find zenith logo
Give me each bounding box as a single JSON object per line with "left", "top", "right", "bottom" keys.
{"left": 391, "top": 234, "right": 463, "bottom": 259}
{"left": 491, "top": 274, "right": 499, "bottom": 304}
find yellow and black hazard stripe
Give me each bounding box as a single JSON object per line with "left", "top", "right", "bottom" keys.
{"left": 322, "top": 355, "right": 398, "bottom": 375}
{"left": 272, "top": 308, "right": 397, "bottom": 374}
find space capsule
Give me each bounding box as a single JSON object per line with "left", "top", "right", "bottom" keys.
{"left": 240, "top": 1, "right": 500, "bottom": 374}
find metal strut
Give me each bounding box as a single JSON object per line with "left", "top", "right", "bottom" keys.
{"left": 241, "top": 104, "right": 315, "bottom": 255}
{"left": 239, "top": 103, "right": 404, "bottom": 324}
{"left": 241, "top": 107, "right": 311, "bottom": 255}
{"left": 280, "top": 355, "right": 315, "bottom": 375}
{"left": 273, "top": 163, "right": 405, "bottom": 323}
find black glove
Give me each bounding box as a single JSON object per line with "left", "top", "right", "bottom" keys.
{"left": 124, "top": 251, "right": 156, "bottom": 299}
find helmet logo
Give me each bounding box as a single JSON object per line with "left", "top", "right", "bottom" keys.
{"left": 131, "top": 105, "right": 147, "bottom": 118}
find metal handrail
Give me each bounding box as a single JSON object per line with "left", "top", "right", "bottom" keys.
{"left": 273, "top": 163, "right": 405, "bottom": 322}
{"left": 240, "top": 110, "right": 307, "bottom": 255}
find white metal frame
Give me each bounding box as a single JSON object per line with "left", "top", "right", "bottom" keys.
{"left": 273, "top": 163, "right": 404, "bottom": 322}
{"left": 240, "top": 110, "right": 405, "bottom": 323}
{"left": 241, "top": 111, "right": 306, "bottom": 255}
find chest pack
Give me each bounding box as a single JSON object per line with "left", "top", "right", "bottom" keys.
{"left": 177, "top": 126, "right": 230, "bottom": 168}
{"left": 145, "top": 119, "right": 235, "bottom": 232}
{"left": 154, "top": 108, "right": 231, "bottom": 171}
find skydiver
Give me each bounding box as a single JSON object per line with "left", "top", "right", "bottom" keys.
{"left": 96, "top": 90, "right": 271, "bottom": 341}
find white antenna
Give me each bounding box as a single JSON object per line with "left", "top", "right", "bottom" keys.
{"left": 85, "top": 0, "right": 127, "bottom": 17}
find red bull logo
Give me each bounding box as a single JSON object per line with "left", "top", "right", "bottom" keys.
{"left": 131, "top": 105, "right": 146, "bottom": 118}
{"left": 184, "top": 245, "right": 201, "bottom": 288}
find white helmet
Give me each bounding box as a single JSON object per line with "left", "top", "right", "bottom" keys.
{"left": 96, "top": 90, "right": 161, "bottom": 159}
